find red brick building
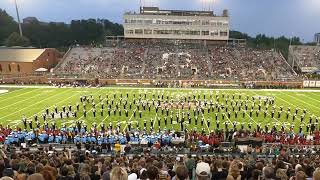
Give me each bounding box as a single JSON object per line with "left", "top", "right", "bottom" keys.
{"left": 0, "top": 48, "right": 60, "bottom": 74}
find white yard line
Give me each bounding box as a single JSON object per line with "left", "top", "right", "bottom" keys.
{"left": 45, "top": 91, "right": 85, "bottom": 124}
{"left": 0, "top": 89, "right": 50, "bottom": 110}
{"left": 122, "top": 108, "right": 137, "bottom": 131}
{"left": 11, "top": 91, "right": 83, "bottom": 126}
{"left": 309, "top": 92, "right": 320, "bottom": 98}
{"left": 200, "top": 110, "right": 211, "bottom": 133}
{"left": 278, "top": 91, "right": 320, "bottom": 110}
{"left": 0, "top": 88, "right": 38, "bottom": 100}
{"left": 152, "top": 113, "right": 158, "bottom": 129}
{"left": 247, "top": 91, "right": 288, "bottom": 129}
{"left": 0, "top": 88, "right": 25, "bottom": 97}
{"left": 97, "top": 114, "right": 110, "bottom": 128}
{"left": 68, "top": 89, "right": 105, "bottom": 127}
{"left": 299, "top": 93, "right": 320, "bottom": 104}
{"left": 1, "top": 89, "right": 71, "bottom": 120}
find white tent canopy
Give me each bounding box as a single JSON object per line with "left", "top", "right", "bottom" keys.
{"left": 35, "top": 68, "right": 48, "bottom": 72}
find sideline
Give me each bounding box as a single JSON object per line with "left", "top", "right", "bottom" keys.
{"left": 0, "top": 90, "right": 9, "bottom": 94}
{"left": 1, "top": 85, "right": 320, "bottom": 92}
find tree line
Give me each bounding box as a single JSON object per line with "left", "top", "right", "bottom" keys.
{"left": 229, "top": 30, "right": 304, "bottom": 59}
{"left": 0, "top": 9, "right": 123, "bottom": 51}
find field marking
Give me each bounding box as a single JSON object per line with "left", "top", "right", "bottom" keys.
{"left": 246, "top": 90, "right": 289, "bottom": 129}
{"left": 247, "top": 90, "right": 310, "bottom": 128}
{"left": 0, "top": 88, "right": 38, "bottom": 101}
{"left": 279, "top": 91, "right": 320, "bottom": 111}
{"left": 122, "top": 108, "right": 137, "bottom": 132}
{"left": 0, "top": 90, "right": 8, "bottom": 94}
{"left": 0, "top": 88, "right": 26, "bottom": 97}
{"left": 44, "top": 91, "right": 86, "bottom": 125}
{"left": 199, "top": 109, "right": 211, "bottom": 133}
{"left": 309, "top": 92, "right": 320, "bottom": 98}
{"left": 0, "top": 89, "right": 52, "bottom": 110}
{"left": 69, "top": 89, "right": 105, "bottom": 127}
{"left": 97, "top": 114, "right": 110, "bottom": 128}
{"left": 152, "top": 113, "right": 158, "bottom": 129}
{"left": 302, "top": 93, "right": 320, "bottom": 103}
{"left": 3, "top": 86, "right": 320, "bottom": 133}
{"left": 9, "top": 89, "right": 82, "bottom": 126}
{"left": 0, "top": 89, "right": 71, "bottom": 120}
{"left": 1, "top": 85, "right": 320, "bottom": 92}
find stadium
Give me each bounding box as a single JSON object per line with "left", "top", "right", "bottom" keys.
{"left": 0, "top": 1, "right": 320, "bottom": 180}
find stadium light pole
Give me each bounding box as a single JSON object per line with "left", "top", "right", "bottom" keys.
{"left": 14, "top": 0, "right": 23, "bottom": 37}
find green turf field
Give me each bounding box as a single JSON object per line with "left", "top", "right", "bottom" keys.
{"left": 0, "top": 86, "right": 320, "bottom": 133}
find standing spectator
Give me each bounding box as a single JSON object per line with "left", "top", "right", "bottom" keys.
{"left": 195, "top": 162, "right": 211, "bottom": 180}
{"left": 146, "top": 166, "right": 159, "bottom": 180}
{"left": 212, "top": 160, "right": 228, "bottom": 180}
{"left": 262, "top": 167, "right": 275, "bottom": 180}
{"left": 185, "top": 155, "right": 195, "bottom": 179}
{"left": 110, "top": 167, "right": 128, "bottom": 180}
{"left": 227, "top": 160, "right": 241, "bottom": 180}
{"left": 173, "top": 165, "right": 189, "bottom": 180}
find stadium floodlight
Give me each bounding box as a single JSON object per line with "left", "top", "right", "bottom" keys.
{"left": 12, "top": 0, "right": 23, "bottom": 36}
{"left": 200, "top": 0, "right": 216, "bottom": 11}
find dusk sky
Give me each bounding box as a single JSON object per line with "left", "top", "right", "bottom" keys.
{"left": 1, "top": 0, "right": 319, "bottom": 42}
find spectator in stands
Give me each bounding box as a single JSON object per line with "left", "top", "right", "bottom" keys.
{"left": 195, "top": 162, "right": 211, "bottom": 180}
{"left": 293, "top": 171, "right": 307, "bottom": 180}
{"left": 249, "top": 169, "right": 261, "bottom": 180}
{"left": 173, "top": 165, "right": 189, "bottom": 180}
{"left": 185, "top": 155, "right": 195, "bottom": 179}
{"left": 212, "top": 160, "right": 228, "bottom": 180}
{"left": 110, "top": 167, "right": 128, "bottom": 180}
{"left": 146, "top": 165, "right": 159, "bottom": 180}
{"left": 313, "top": 169, "right": 320, "bottom": 180}
{"left": 27, "top": 173, "right": 45, "bottom": 180}
{"left": 227, "top": 160, "right": 241, "bottom": 180}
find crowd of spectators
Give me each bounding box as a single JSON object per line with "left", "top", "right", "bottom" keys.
{"left": 55, "top": 41, "right": 296, "bottom": 80}
{"left": 2, "top": 140, "right": 320, "bottom": 180}
{"left": 289, "top": 46, "right": 320, "bottom": 70}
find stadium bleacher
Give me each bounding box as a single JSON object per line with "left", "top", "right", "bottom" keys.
{"left": 54, "top": 42, "right": 296, "bottom": 81}
{"left": 289, "top": 45, "right": 320, "bottom": 73}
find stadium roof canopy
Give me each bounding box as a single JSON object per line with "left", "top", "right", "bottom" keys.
{"left": 138, "top": 6, "right": 217, "bottom": 17}
{"left": 0, "top": 48, "right": 45, "bottom": 62}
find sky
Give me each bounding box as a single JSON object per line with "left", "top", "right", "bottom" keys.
{"left": 0, "top": 0, "right": 320, "bottom": 42}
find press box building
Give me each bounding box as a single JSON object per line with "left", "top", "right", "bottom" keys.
{"left": 123, "top": 7, "right": 230, "bottom": 41}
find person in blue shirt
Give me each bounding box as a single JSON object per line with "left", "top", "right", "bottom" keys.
{"left": 48, "top": 135, "right": 54, "bottom": 143}
{"left": 74, "top": 135, "right": 80, "bottom": 144}
{"left": 38, "top": 133, "right": 47, "bottom": 143}
{"left": 90, "top": 136, "right": 96, "bottom": 143}
{"left": 62, "top": 135, "right": 67, "bottom": 143}
{"left": 4, "top": 136, "right": 13, "bottom": 145}
{"left": 119, "top": 136, "right": 126, "bottom": 144}
{"left": 55, "top": 135, "right": 62, "bottom": 143}
{"left": 109, "top": 136, "right": 115, "bottom": 144}
{"left": 82, "top": 136, "right": 87, "bottom": 143}
{"left": 97, "top": 136, "right": 102, "bottom": 145}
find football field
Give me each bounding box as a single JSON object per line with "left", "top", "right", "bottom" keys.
{"left": 0, "top": 86, "right": 320, "bottom": 133}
